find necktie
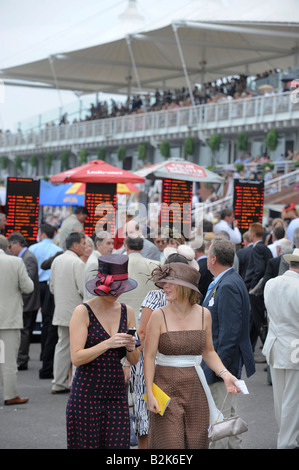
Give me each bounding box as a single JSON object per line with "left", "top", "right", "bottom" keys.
{"left": 203, "top": 280, "right": 216, "bottom": 303}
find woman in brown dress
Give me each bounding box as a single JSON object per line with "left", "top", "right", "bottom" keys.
{"left": 144, "top": 263, "right": 240, "bottom": 449}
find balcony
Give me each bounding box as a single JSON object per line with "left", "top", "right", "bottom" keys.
{"left": 1, "top": 91, "right": 299, "bottom": 156}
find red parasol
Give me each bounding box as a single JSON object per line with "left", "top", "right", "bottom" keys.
{"left": 50, "top": 160, "right": 145, "bottom": 184}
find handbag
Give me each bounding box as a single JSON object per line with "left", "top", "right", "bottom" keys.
{"left": 208, "top": 392, "right": 248, "bottom": 442}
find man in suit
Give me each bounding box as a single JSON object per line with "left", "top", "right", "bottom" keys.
{"left": 121, "top": 219, "right": 161, "bottom": 262}
{"left": 50, "top": 232, "right": 86, "bottom": 394}
{"left": 263, "top": 248, "right": 299, "bottom": 449}
{"left": 261, "top": 238, "right": 293, "bottom": 289}
{"left": 0, "top": 235, "right": 34, "bottom": 405}
{"left": 7, "top": 232, "right": 40, "bottom": 371}
{"left": 189, "top": 237, "right": 213, "bottom": 298}
{"left": 83, "top": 231, "right": 114, "bottom": 301}
{"left": 118, "top": 235, "right": 159, "bottom": 326}
{"left": 202, "top": 238, "right": 255, "bottom": 449}
{"left": 58, "top": 206, "right": 89, "bottom": 250}
{"left": 244, "top": 223, "right": 273, "bottom": 350}
{"left": 236, "top": 231, "right": 253, "bottom": 280}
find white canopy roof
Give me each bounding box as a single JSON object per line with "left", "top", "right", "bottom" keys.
{"left": 1, "top": 0, "right": 299, "bottom": 95}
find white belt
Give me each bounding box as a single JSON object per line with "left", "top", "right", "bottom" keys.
{"left": 156, "top": 352, "right": 223, "bottom": 425}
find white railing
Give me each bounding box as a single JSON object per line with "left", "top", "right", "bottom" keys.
{"left": 203, "top": 169, "right": 299, "bottom": 214}
{"left": 1, "top": 91, "right": 299, "bottom": 151}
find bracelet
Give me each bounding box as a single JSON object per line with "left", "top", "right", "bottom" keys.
{"left": 123, "top": 363, "right": 131, "bottom": 367}
{"left": 126, "top": 348, "right": 135, "bottom": 353}
{"left": 218, "top": 369, "right": 229, "bottom": 377}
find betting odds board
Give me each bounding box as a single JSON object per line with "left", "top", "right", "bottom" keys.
{"left": 5, "top": 177, "right": 40, "bottom": 245}
{"left": 161, "top": 179, "right": 193, "bottom": 239}
{"left": 84, "top": 183, "right": 117, "bottom": 237}
{"left": 233, "top": 179, "right": 264, "bottom": 233}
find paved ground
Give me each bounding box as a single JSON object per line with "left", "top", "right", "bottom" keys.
{"left": 0, "top": 341, "right": 278, "bottom": 450}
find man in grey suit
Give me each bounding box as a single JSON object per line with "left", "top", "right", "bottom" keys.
{"left": 0, "top": 235, "right": 34, "bottom": 405}
{"left": 7, "top": 232, "right": 40, "bottom": 371}
{"left": 50, "top": 232, "right": 86, "bottom": 394}
{"left": 202, "top": 238, "right": 255, "bottom": 449}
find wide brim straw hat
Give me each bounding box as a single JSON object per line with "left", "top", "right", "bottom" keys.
{"left": 151, "top": 262, "right": 200, "bottom": 293}
{"left": 283, "top": 248, "right": 299, "bottom": 264}
{"left": 86, "top": 254, "right": 137, "bottom": 296}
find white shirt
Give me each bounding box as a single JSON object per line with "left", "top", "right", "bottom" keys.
{"left": 213, "top": 219, "right": 242, "bottom": 244}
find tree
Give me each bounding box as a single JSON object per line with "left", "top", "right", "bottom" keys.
{"left": 79, "top": 149, "right": 88, "bottom": 165}
{"left": 138, "top": 142, "right": 148, "bottom": 161}
{"left": 45, "top": 152, "right": 53, "bottom": 173}
{"left": 184, "top": 136, "right": 195, "bottom": 157}
{"left": 208, "top": 133, "right": 221, "bottom": 165}
{"left": 97, "top": 147, "right": 107, "bottom": 160}
{"left": 14, "top": 155, "right": 23, "bottom": 172}
{"left": 160, "top": 140, "right": 171, "bottom": 159}
{"left": 0, "top": 156, "right": 9, "bottom": 170}
{"left": 60, "top": 150, "right": 70, "bottom": 170}
{"left": 237, "top": 132, "right": 248, "bottom": 153}
{"left": 29, "top": 154, "right": 38, "bottom": 169}
{"left": 117, "top": 146, "right": 126, "bottom": 162}
{"left": 266, "top": 129, "right": 278, "bottom": 154}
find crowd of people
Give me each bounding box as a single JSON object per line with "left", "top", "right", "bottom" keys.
{"left": 1, "top": 67, "right": 294, "bottom": 136}
{"left": 0, "top": 202, "right": 299, "bottom": 449}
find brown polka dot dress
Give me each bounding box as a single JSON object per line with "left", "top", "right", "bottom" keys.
{"left": 148, "top": 311, "right": 210, "bottom": 449}
{"left": 66, "top": 303, "right": 129, "bottom": 449}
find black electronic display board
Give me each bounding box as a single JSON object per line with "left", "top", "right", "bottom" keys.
{"left": 84, "top": 183, "right": 117, "bottom": 237}
{"left": 161, "top": 179, "right": 193, "bottom": 239}
{"left": 5, "top": 177, "right": 40, "bottom": 245}
{"left": 233, "top": 179, "right": 264, "bottom": 233}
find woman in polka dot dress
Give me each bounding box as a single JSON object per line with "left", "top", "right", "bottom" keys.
{"left": 66, "top": 255, "right": 139, "bottom": 449}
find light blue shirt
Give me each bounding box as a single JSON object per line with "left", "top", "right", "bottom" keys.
{"left": 29, "top": 238, "right": 62, "bottom": 282}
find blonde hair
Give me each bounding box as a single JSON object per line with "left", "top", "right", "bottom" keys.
{"left": 177, "top": 285, "right": 200, "bottom": 305}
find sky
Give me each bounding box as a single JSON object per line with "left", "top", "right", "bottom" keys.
{"left": 0, "top": 0, "right": 202, "bottom": 131}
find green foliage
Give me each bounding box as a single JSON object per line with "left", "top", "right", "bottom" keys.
{"left": 97, "top": 147, "right": 107, "bottom": 160}
{"left": 237, "top": 132, "right": 248, "bottom": 152}
{"left": 0, "top": 156, "right": 9, "bottom": 170}
{"left": 60, "top": 150, "right": 70, "bottom": 170}
{"left": 234, "top": 163, "right": 244, "bottom": 172}
{"left": 138, "top": 142, "right": 148, "bottom": 161}
{"left": 208, "top": 133, "right": 222, "bottom": 152}
{"left": 117, "top": 146, "right": 126, "bottom": 161}
{"left": 79, "top": 149, "right": 88, "bottom": 165}
{"left": 14, "top": 155, "right": 23, "bottom": 171}
{"left": 160, "top": 140, "right": 171, "bottom": 159}
{"left": 266, "top": 129, "right": 278, "bottom": 152}
{"left": 45, "top": 152, "right": 53, "bottom": 171}
{"left": 184, "top": 136, "right": 195, "bottom": 156}
{"left": 29, "top": 154, "right": 38, "bottom": 168}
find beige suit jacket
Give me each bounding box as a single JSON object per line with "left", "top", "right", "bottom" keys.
{"left": 50, "top": 250, "right": 85, "bottom": 327}
{"left": 118, "top": 253, "right": 159, "bottom": 325}
{"left": 0, "top": 251, "right": 34, "bottom": 329}
{"left": 263, "top": 270, "right": 299, "bottom": 370}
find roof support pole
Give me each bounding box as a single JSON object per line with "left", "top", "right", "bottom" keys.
{"left": 172, "top": 22, "right": 195, "bottom": 108}
{"left": 48, "top": 55, "right": 64, "bottom": 111}
{"left": 126, "top": 35, "right": 142, "bottom": 92}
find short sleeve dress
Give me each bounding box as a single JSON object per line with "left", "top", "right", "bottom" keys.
{"left": 148, "top": 308, "right": 210, "bottom": 449}
{"left": 66, "top": 302, "right": 130, "bottom": 449}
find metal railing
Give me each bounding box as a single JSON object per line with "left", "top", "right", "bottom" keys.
{"left": 1, "top": 91, "right": 299, "bottom": 151}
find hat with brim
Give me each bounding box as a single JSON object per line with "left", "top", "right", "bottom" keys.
{"left": 283, "top": 248, "right": 299, "bottom": 264}
{"left": 151, "top": 262, "right": 200, "bottom": 293}
{"left": 86, "top": 254, "right": 137, "bottom": 296}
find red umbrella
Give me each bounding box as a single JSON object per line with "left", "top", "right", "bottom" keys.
{"left": 50, "top": 160, "right": 145, "bottom": 184}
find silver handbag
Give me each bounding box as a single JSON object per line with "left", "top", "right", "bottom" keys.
{"left": 208, "top": 393, "right": 248, "bottom": 442}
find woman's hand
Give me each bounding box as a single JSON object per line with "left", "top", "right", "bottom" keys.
{"left": 222, "top": 372, "right": 241, "bottom": 395}
{"left": 146, "top": 393, "right": 161, "bottom": 415}
{"left": 108, "top": 333, "right": 136, "bottom": 351}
